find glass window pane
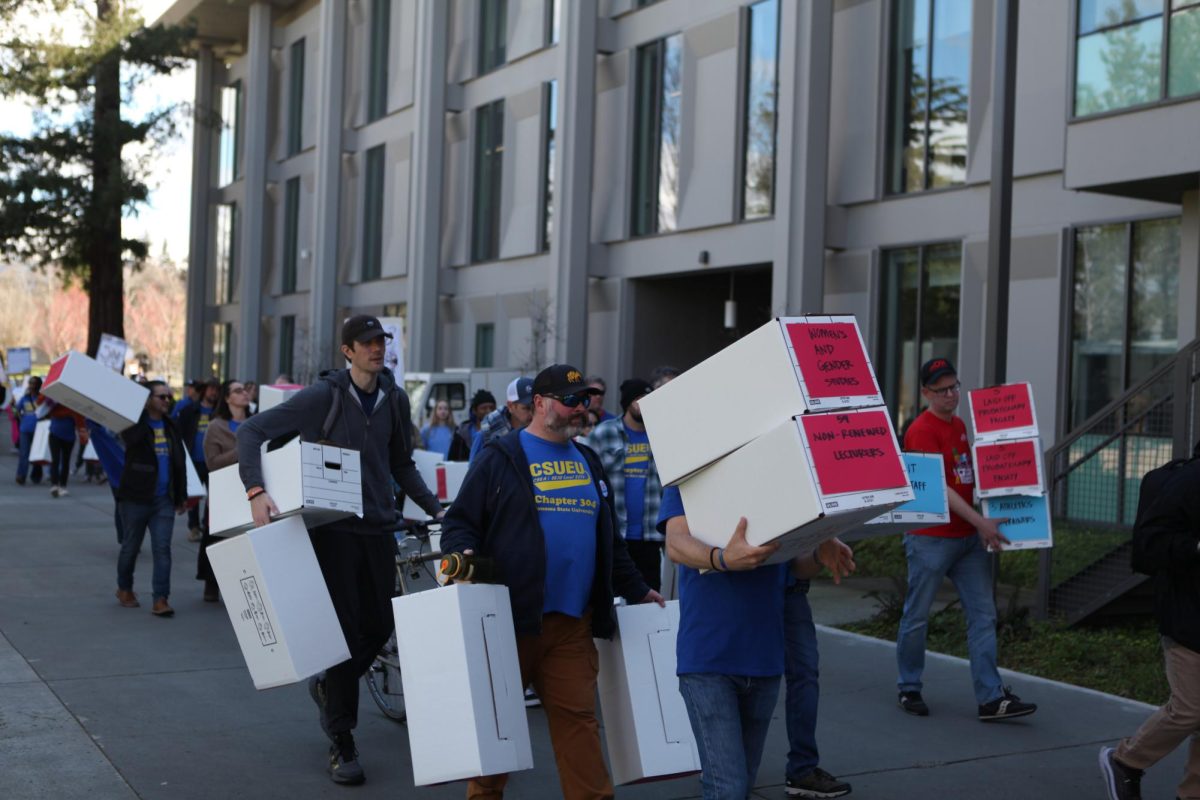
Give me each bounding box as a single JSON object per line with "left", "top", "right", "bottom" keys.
{"left": 1130, "top": 218, "right": 1180, "bottom": 385}
{"left": 542, "top": 81, "right": 557, "bottom": 252}
{"left": 1078, "top": 0, "right": 1162, "bottom": 35}
{"left": 288, "top": 39, "right": 306, "bottom": 156}
{"left": 368, "top": 0, "right": 391, "bottom": 122}
{"left": 888, "top": 0, "right": 930, "bottom": 193}
{"left": 1169, "top": 7, "right": 1200, "bottom": 97}
{"left": 279, "top": 315, "right": 295, "bottom": 379}
{"left": 631, "top": 40, "right": 661, "bottom": 236}
{"left": 928, "top": 0, "right": 970, "bottom": 188}
{"left": 479, "top": 0, "right": 507, "bottom": 74}
{"left": 471, "top": 101, "right": 503, "bottom": 262}
{"left": 657, "top": 34, "right": 682, "bottom": 232}
{"left": 743, "top": 0, "right": 779, "bottom": 219}
{"left": 1075, "top": 18, "right": 1163, "bottom": 115}
{"left": 1071, "top": 224, "right": 1127, "bottom": 427}
{"left": 920, "top": 243, "right": 961, "bottom": 367}
{"left": 880, "top": 248, "right": 921, "bottom": 431}
{"left": 218, "top": 83, "right": 240, "bottom": 186}
{"left": 362, "top": 146, "right": 385, "bottom": 279}
{"left": 474, "top": 324, "right": 495, "bottom": 369}
{"left": 215, "top": 204, "right": 237, "bottom": 304}
{"left": 282, "top": 177, "right": 300, "bottom": 293}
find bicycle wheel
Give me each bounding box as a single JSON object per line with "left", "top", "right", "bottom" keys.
{"left": 364, "top": 634, "right": 406, "bottom": 722}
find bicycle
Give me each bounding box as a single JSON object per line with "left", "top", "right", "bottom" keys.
{"left": 363, "top": 519, "right": 443, "bottom": 722}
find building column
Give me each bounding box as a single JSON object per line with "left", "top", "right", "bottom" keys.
{"left": 309, "top": 0, "right": 347, "bottom": 375}
{"left": 771, "top": 0, "right": 832, "bottom": 315}
{"left": 234, "top": 1, "right": 272, "bottom": 381}
{"left": 1179, "top": 190, "right": 1200, "bottom": 345}
{"left": 551, "top": 0, "right": 598, "bottom": 367}
{"left": 407, "top": 0, "right": 451, "bottom": 372}
{"left": 184, "top": 47, "right": 215, "bottom": 380}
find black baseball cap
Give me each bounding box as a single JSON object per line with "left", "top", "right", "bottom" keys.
{"left": 619, "top": 378, "right": 653, "bottom": 412}
{"left": 532, "top": 364, "right": 601, "bottom": 398}
{"left": 342, "top": 315, "right": 393, "bottom": 348}
{"left": 920, "top": 357, "right": 957, "bottom": 386}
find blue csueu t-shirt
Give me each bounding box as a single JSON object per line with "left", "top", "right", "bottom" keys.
{"left": 192, "top": 406, "right": 212, "bottom": 465}
{"left": 149, "top": 419, "right": 171, "bottom": 497}
{"left": 49, "top": 410, "right": 76, "bottom": 442}
{"left": 520, "top": 429, "right": 599, "bottom": 618}
{"left": 17, "top": 393, "right": 39, "bottom": 434}
{"left": 657, "top": 485, "right": 788, "bottom": 677}
{"left": 421, "top": 425, "right": 454, "bottom": 459}
{"left": 622, "top": 425, "right": 651, "bottom": 540}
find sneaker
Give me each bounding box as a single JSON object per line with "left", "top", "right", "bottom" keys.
{"left": 57, "top": 487, "right": 69, "bottom": 497}
{"left": 978, "top": 687, "right": 1037, "bottom": 721}
{"left": 151, "top": 598, "right": 175, "bottom": 617}
{"left": 898, "top": 691, "right": 929, "bottom": 716}
{"left": 1098, "top": 746, "right": 1143, "bottom": 800}
{"left": 50, "top": 485, "right": 59, "bottom": 498}
{"left": 309, "top": 675, "right": 333, "bottom": 741}
{"left": 15, "top": 476, "right": 25, "bottom": 486}
{"left": 328, "top": 732, "right": 365, "bottom": 785}
{"left": 786, "top": 767, "right": 852, "bottom": 798}
{"left": 187, "top": 526, "right": 202, "bottom": 543}
{"left": 115, "top": 589, "right": 139, "bottom": 608}
{"left": 524, "top": 686, "right": 541, "bottom": 708}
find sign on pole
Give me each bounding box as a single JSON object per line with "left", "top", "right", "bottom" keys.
{"left": 95, "top": 334, "right": 129, "bottom": 373}
{"left": 6, "top": 347, "right": 32, "bottom": 375}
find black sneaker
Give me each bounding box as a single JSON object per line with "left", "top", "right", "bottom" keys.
{"left": 898, "top": 691, "right": 929, "bottom": 716}
{"left": 309, "top": 674, "right": 333, "bottom": 741}
{"left": 524, "top": 686, "right": 541, "bottom": 708}
{"left": 328, "top": 732, "right": 365, "bottom": 785}
{"left": 786, "top": 767, "right": 852, "bottom": 798}
{"left": 1098, "top": 746, "right": 1143, "bottom": 800}
{"left": 978, "top": 687, "right": 1037, "bottom": 721}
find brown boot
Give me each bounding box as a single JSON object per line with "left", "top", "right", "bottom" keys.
{"left": 151, "top": 598, "right": 175, "bottom": 617}
{"left": 115, "top": 589, "right": 139, "bottom": 608}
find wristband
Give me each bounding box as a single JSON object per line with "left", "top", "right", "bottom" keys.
{"left": 717, "top": 548, "right": 729, "bottom": 571}
{"left": 709, "top": 547, "right": 719, "bottom": 571}
{"left": 247, "top": 487, "right": 266, "bottom": 501}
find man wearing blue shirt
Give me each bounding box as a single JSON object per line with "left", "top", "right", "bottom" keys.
{"left": 441, "top": 363, "right": 664, "bottom": 800}
{"left": 659, "top": 487, "right": 854, "bottom": 799}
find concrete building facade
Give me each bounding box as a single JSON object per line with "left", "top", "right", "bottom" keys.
{"left": 161, "top": 0, "right": 1200, "bottom": 439}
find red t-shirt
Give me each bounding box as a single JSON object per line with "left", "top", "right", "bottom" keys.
{"left": 903, "top": 410, "right": 975, "bottom": 538}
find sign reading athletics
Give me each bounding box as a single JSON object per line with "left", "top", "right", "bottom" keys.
{"left": 973, "top": 438, "right": 1044, "bottom": 498}
{"left": 786, "top": 318, "right": 880, "bottom": 404}
{"left": 982, "top": 493, "right": 1053, "bottom": 550}
{"left": 799, "top": 408, "right": 908, "bottom": 497}
{"left": 967, "top": 382, "right": 1038, "bottom": 442}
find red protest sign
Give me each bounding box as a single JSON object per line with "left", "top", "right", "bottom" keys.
{"left": 785, "top": 320, "right": 878, "bottom": 400}
{"left": 973, "top": 439, "right": 1043, "bottom": 495}
{"left": 800, "top": 409, "right": 907, "bottom": 496}
{"left": 968, "top": 383, "right": 1037, "bottom": 438}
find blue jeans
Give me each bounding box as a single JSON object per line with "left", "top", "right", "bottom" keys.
{"left": 896, "top": 533, "right": 1002, "bottom": 705}
{"left": 17, "top": 429, "right": 43, "bottom": 482}
{"left": 117, "top": 496, "right": 175, "bottom": 600}
{"left": 678, "top": 673, "right": 781, "bottom": 799}
{"left": 785, "top": 586, "right": 820, "bottom": 781}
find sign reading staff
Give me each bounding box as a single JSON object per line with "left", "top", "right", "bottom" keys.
{"left": 968, "top": 382, "right": 1038, "bottom": 442}
{"left": 800, "top": 409, "right": 908, "bottom": 498}
{"left": 784, "top": 316, "right": 883, "bottom": 410}
{"left": 973, "top": 438, "right": 1044, "bottom": 498}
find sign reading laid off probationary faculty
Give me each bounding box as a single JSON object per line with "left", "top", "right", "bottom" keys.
{"left": 982, "top": 493, "right": 1053, "bottom": 550}
{"left": 967, "top": 382, "right": 1039, "bottom": 442}
{"left": 973, "top": 438, "right": 1044, "bottom": 498}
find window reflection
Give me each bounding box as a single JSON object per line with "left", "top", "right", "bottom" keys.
{"left": 743, "top": 0, "right": 779, "bottom": 219}
{"left": 217, "top": 82, "right": 240, "bottom": 187}
{"left": 658, "top": 34, "right": 681, "bottom": 232}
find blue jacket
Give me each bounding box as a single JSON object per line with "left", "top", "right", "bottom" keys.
{"left": 440, "top": 429, "right": 650, "bottom": 639}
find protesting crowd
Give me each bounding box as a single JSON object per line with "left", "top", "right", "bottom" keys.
{"left": 3, "top": 313, "right": 1197, "bottom": 800}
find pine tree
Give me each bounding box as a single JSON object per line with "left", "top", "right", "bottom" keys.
{"left": 0, "top": 0, "right": 192, "bottom": 356}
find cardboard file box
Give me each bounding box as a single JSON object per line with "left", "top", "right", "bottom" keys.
{"left": 40, "top": 350, "right": 148, "bottom": 432}
{"left": 207, "top": 515, "right": 350, "bottom": 690}
{"left": 678, "top": 409, "right": 913, "bottom": 564}
{"left": 257, "top": 384, "right": 304, "bottom": 412}
{"left": 401, "top": 449, "right": 443, "bottom": 521}
{"left": 393, "top": 584, "right": 533, "bottom": 786}
{"left": 595, "top": 602, "right": 700, "bottom": 785}
{"left": 184, "top": 456, "right": 206, "bottom": 508}
{"left": 639, "top": 316, "right": 884, "bottom": 485}
{"left": 972, "top": 437, "right": 1045, "bottom": 499}
{"left": 844, "top": 452, "right": 950, "bottom": 541}
{"left": 967, "top": 382, "right": 1039, "bottom": 443}
{"left": 982, "top": 493, "right": 1053, "bottom": 551}
{"left": 29, "top": 419, "right": 51, "bottom": 465}
{"left": 208, "top": 438, "right": 363, "bottom": 536}
{"left": 435, "top": 461, "right": 469, "bottom": 503}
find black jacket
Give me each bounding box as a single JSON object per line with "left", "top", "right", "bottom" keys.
{"left": 117, "top": 412, "right": 187, "bottom": 506}
{"left": 440, "top": 429, "right": 651, "bottom": 639}
{"left": 176, "top": 401, "right": 211, "bottom": 461}
{"left": 1135, "top": 460, "right": 1200, "bottom": 652}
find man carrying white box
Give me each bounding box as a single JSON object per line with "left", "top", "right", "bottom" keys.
{"left": 235, "top": 315, "right": 444, "bottom": 786}
{"left": 440, "top": 363, "right": 665, "bottom": 799}
{"left": 659, "top": 487, "right": 855, "bottom": 800}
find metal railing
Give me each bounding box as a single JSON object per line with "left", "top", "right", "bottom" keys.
{"left": 1036, "top": 338, "right": 1200, "bottom": 621}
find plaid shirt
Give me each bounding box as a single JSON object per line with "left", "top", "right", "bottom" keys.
{"left": 584, "top": 416, "right": 663, "bottom": 542}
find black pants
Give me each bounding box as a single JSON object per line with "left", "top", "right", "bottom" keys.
{"left": 186, "top": 462, "right": 208, "bottom": 529}
{"left": 49, "top": 436, "right": 73, "bottom": 487}
{"left": 625, "top": 539, "right": 664, "bottom": 592}
{"left": 310, "top": 528, "right": 397, "bottom": 734}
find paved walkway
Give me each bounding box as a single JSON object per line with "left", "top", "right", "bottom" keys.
{"left": 0, "top": 448, "right": 1188, "bottom": 799}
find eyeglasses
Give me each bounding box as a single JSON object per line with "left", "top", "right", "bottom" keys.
{"left": 927, "top": 381, "right": 962, "bottom": 398}
{"left": 229, "top": 386, "right": 248, "bottom": 394}
{"left": 152, "top": 394, "right": 172, "bottom": 401}
{"left": 546, "top": 393, "right": 592, "bottom": 409}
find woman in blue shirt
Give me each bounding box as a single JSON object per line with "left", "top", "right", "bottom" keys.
{"left": 419, "top": 399, "right": 456, "bottom": 458}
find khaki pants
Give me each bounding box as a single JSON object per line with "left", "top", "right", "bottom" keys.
{"left": 467, "top": 612, "right": 614, "bottom": 800}
{"left": 1117, "top": 638, "right": 1200, "bottom": 799}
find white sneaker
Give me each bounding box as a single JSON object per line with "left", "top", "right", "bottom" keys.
{"left": 50, "top": 485, "right": 60, "bottom": 498}
{"left": 56, "top": 487, "right": 69, "bottom": 497}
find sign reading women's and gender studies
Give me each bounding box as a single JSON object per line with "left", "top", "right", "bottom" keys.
{"left": 967, "top": 382, "right": 1039, "bottom": 442}
{"left": 783, "top": 316, "right": 883, "bottom": 411}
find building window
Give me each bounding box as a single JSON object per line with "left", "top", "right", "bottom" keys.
{"left": 742, "top": 0, "right": 779, "bottom": 219}
{"left": 212, "top": 322, "right": 231, "bottom": 380}
{"left": 877, "top": 242, "right": 962, "bottom": 431}
{"left": 368, "top": 0, "right": 391, "bottom": 122}
{"left": 214, "top": 204, "right": 237, "bottom": 304}
{"left": 362, "top": 145, "right": 386, "bottom": 281}
{"left": 471, "top": 99, "right": 505, "bottom": 262}
{"left": 1075, "top": 0, "right": 1200, "bottom": 116}
{"left": 282, "top": 177, "right": 300, "bottom": 294}
{"left": 546, "top": 0, "right": 561, "bottom": 45}
{"left": 287, "top": 38, "right": 306, "bottom": 157}
{"left": 887, "top": 0, "right": 971, "bottom": 194}
{"left": 1069, "top": 217, "right": 1180, "bottom": 428}
{"left": 279, "top": 315, "right": 295, "bottom": 379}
{"left": 475, "top": 323, "right": 495, "bottom": 368}
{"left": 631, "top": 33, "right": 682, "bottom": 237}
{"left": 218, "top": 81, "right": 242, "bottom": 186}
{"left": 541, "top": 80, "right": 557, "bottom": 252}
{"left": 479, "top": 0, "right": 507, "bottom": 74}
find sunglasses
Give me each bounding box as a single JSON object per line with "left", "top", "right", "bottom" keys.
{"left": 547, "top": 393, "right": 593, "bottom": 409}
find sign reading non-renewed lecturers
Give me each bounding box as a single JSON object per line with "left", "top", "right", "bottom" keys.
{"left": 800, "top": 409, "right": 908, "bottom": 497}
{"left": 972, "top": 438, "right": 1044, "bottom": 498}
{"left": 786, "top": 319, "right": 882, "bottom": 407}
{"left": 967, "top": 382, "right": 1039, "bottom": 442}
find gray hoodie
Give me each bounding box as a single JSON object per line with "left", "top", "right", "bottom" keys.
{"left": 236, "top": 368, "right": 441, "bottom": 534}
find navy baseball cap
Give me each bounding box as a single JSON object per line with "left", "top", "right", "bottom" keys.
{"left": 920, "top": 357, "right": 957, "bottom": 386}
{"left": 341, "top": 315, "right": 393, "bottom": 347}
{"left": 532, "top": 364, "right": 600, "bottom": 398}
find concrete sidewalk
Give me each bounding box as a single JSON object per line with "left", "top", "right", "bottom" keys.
{"left": 0, "top": 449, "right": 1187, "bottom": 799}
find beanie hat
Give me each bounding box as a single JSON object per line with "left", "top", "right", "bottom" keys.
{"left": 619, "top": 378, "right": 653, "bottom": 412}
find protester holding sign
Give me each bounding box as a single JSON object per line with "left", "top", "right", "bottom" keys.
{"left": 178, "top": 379, "right": 219, "bottom": 542}
{"left": 895, "top": 358, "right": 1037, "bottom": 722}
{"left": 199, "top": 379, "right": 252, "bottom": 602}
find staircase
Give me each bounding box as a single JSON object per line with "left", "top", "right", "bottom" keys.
{"left": 1038, "top": 338, "right": 1200, "bottom": 625}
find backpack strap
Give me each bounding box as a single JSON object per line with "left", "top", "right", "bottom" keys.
{"left": 320, "top": 382, "right": 343, "bottom": 442}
